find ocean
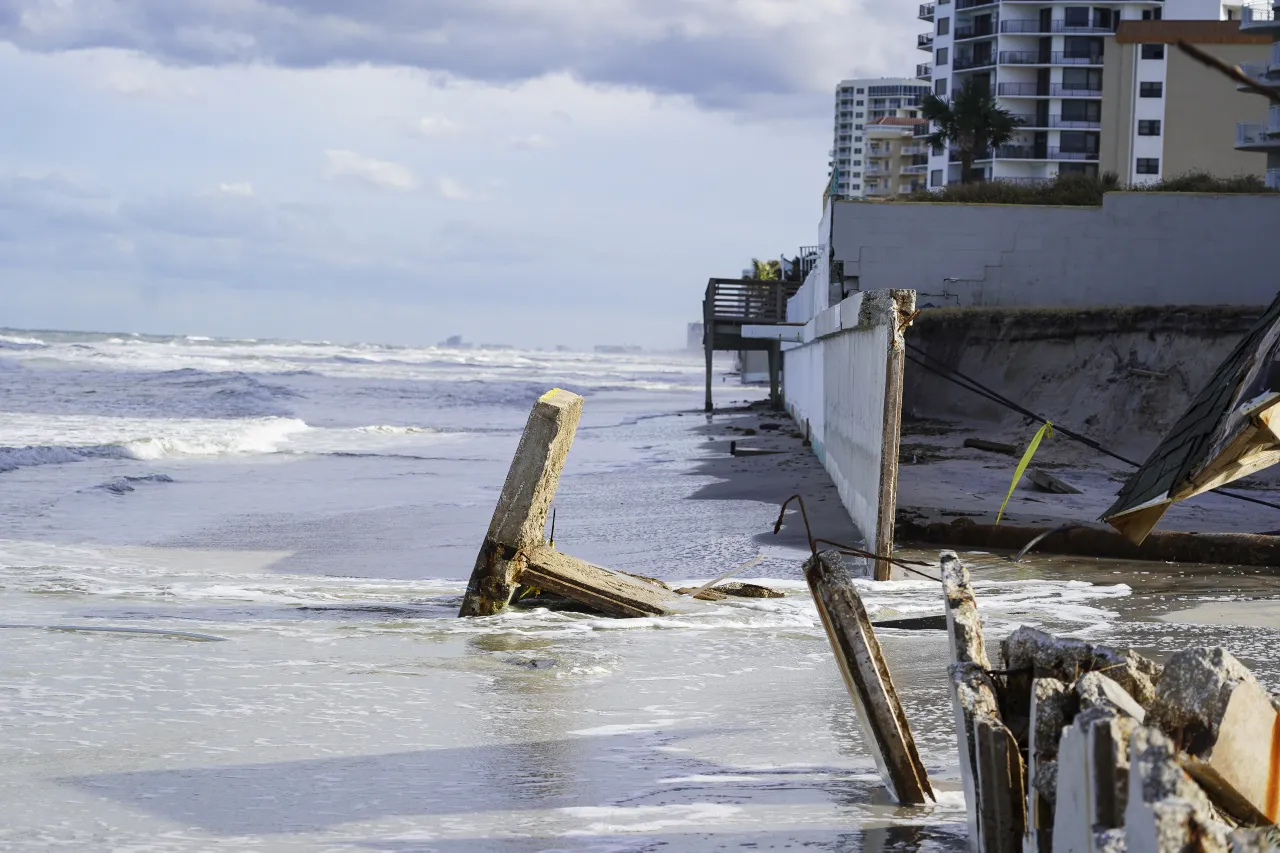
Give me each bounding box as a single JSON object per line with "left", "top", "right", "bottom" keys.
{"left": 1, "top": 328, "right": 1273, "bottom": 852}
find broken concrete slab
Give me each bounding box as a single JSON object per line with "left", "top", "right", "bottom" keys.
{"left": 1148, "top": 647, "right": 1280, "bottom": 824}
{"left": 1078, "top": 671, "right": 1148, "bottom": 724}
{"left": 1026, "top": 678, "right": 1075, "bottom": 853}
{"left": 942, "top": 550, "right": 991, "bottom": 670}
{"left": 673, "top": 582, "right": 786, "bottom": 601}
{"left": 1125, "top": 725, "right": 1231, "bottom": 853}
{"left": 805, "top": 551, "right": 934, "bottom": 805}
{"left": 460, "top": 388, "right": 583, "bottom": 617}
{"left": 974, "top": 712, "right": 1027, "bottom": 853}
{"left": 1053, "top": 707, "right": 1140, "bottom": 853}
{"left": 951, "top": 662, "right": 1007, "bottom": 853}
{"left": 1026, "top": 468, "right": 1083, "bottom": 495}
{"left": 460, "top": 390, "right": 698, "bottom": 619}
{"left": 1002, "top": 627, "right": 1162, "bottom": 709}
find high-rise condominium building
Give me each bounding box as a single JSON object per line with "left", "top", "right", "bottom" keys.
{"left": 1235, "top": 0, "right": 1280, "bottom": 187}
{"left": 920, "top": 0, "right": 1245, "bottom": 186}
{"left": 1100, "top": 19, "right": 1271, "bottom": 184}
{"left": 829, "top": 77, "right": 932, "bottom": 197}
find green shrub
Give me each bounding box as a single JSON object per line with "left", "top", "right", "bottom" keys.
{"left": 893, "top": 171, "right": 1275, "bottom": 206}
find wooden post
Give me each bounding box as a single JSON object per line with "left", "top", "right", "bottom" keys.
{"left": 459, "top": 389, "right": 583, "bottom": 617}
{"left": 704, "top": 296, "right": 714, "bottom": 414}
{"left": 873, "top": 294, "right": 910, "bottom": 581}
{"left": 767, "top": 341, "right": 781, "bottom": 410}
{"left": 805, "top": 550, "right": 934, "bottom": 804}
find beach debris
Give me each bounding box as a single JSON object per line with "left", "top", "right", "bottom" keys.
{"left": 965, "top": 438, "right": 1021, "bottom": 456}
{"left": 459, "top": 389, "right": 697, "bottom": 619}
{"left": 805, "top": 549, "right": 934, "bottom": 804}
{"left": 942, "top": 552, "right": 1280, "bottom": 853}
{"left": 1026, "top": 468, "right": 1082, "bottom": 495}
{"left": 729, "top": 440, "right": 784, "bottom": 457}
{"left": 674, "top": 581, "right": 785, "bottom": 601}
{"left": 1103, "top": 291, "right": 1280, "bottom": 544}
{"left": 897, "top": 512, "right": 1280, "bottom": 568}
{"left": 942, "top": 550, "right": 1026, "bottom": 853}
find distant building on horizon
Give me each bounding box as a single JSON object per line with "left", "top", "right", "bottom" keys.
{"left": 1101, "top": 19, "right": 1272, "bottom": 184}
{"left": 863, "top": 117, "right": 932, "bottom": 197}
{"left": 828, "top": 77, "right": 932, "bottom": 198}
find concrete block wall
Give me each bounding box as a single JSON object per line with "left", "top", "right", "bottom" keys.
{"left": 832, "top": 193, "right": 1280, "bottom": 308}
{"left": 784, "top": 290, "right": 914, "bottom": 562}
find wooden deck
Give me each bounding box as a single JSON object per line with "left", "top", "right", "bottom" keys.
{"left": 702, "top": 277, "right": 803, "bottom": 412}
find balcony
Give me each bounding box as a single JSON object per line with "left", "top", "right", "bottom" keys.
{"left": 1242, "top": 0, "right": 1278, "bottom": 29}
{"left": 955, "top": 0, "right": 999, "bottom": 9}
{"left": 917, "top": 62, "right": 933, "bottom": 79}
{"left": 1268, "top": 168, "right": 1280, "bottom": 190}
{"left": 954, "top": 22, "right": 996, "bottom": 40}
{"left": 1000, "top": 19, "right": 1117, "bottom": 34}
{"left": 997, "top": 82, "right": 1103, "bottom": 97}
{"left": 999, "top": 50, "right": 1103, "bottom": 65}
{"left": 918, "top": 32, "right": 935, "bottom": 50}
{"left": 1237, "top": 118, "right": 1280, "bottom": 148}
{"left": 902, "top": 144, "right": 930, "bottom": 155}
{"left": 919, "top": 2, "right": 936, "bottom": 20}
{"left": 992, "top": 146, "right": 1099, "bottom": 160}
{"left": 902, "top": 163, "right": 930, "bottom": 174}
{"left": 1010, "top": 113, "right": 1102, "bottom": 129}
{"left": 993, "top": 177, "right": 1055, "bottom": 185}
{"left": 954, "top": 54, "right": 996, "bottom": 70}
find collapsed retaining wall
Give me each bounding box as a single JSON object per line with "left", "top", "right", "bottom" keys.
{"left": 783, "top": 289, "right": 915, "bottom": 574}
{"left": 902, "top": 305, "right": 1265, "bottom": 458}
{"left": 831, "top": 193, "right": 1280, "bottom": 309}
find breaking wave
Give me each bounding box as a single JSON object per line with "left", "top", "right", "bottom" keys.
{"left": 0, "top": 418, "right": 310, "bottom": 473}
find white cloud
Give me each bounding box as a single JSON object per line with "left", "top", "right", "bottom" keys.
{"left": 415, "top": 116, "right": 463, "bottom": 137}
{"left": 323, "top": 149, "right": 417, "bottom": 191}
{"left": 218, "top": 181, "right": 255, "bottom": 196}
{"left": 510, "top": 133, "right": 554, "bottom": 151}
{"left": 437, "top": 177, "right": 484, "bottom": 201}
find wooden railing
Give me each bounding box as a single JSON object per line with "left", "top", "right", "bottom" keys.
{"left": 705, "top": 278, "right": 802, "bottom": 324}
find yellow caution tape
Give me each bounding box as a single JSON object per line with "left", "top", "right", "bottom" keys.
{"left": 996, "top": 422, "right": 1053, "bottom": 525}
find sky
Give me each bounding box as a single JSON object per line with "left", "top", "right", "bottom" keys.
{"left": 0, "top": 1, "right": 919, "bottom": 349}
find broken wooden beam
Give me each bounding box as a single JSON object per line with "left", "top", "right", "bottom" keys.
{"left": 805, "top": 550, "right": 934, "bottom": 805}
{"left": 964, "top": 438, "right": 1020, "bottom": 456}
{"left": 519, "top": 546, "right": 693, "bottom": 618}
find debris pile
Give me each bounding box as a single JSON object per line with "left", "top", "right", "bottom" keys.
{"left": 941, "top": 550, "right": 1280, "bottom": 853}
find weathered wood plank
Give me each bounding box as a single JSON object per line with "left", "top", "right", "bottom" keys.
{"left": 1026, "top": 468, "right": 1082, "bottom": 495}
{"left": 520, "top": 545, "right": 694, "bottom": 619}
{"left": 459, "top": 389, "right": 583, "bottom": 617}
{"left": 805, "top": 551, "right": 934, "bottom": 804}
{"left": 975, "top": 714, "right": 1027, "bottom": 853}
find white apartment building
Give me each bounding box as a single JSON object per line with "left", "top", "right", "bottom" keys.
{"left": 828, "top": 77, "right": 932, "bottom": 197}
{"left": 1235, "top": 0, "right": 1280, "bottom": 187}
{"left": 920, "top": 0, "right": 1244, "bottom": 186}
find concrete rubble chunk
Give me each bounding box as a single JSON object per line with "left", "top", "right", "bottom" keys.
{"left": 942, "top": 550, "right": 990, "bottom": 669}
{"left": 1002, "top": 626, "right": 1162, "bottom": 709}
{"left": 1095, "top": 828, "right": 1128, "bottom": 853}
{"left": 1053, "top": 706, "right": 1141, "bottom": 853}
{"left": 1149, "top": 647, "right": 1280, "bottom": 825}
{"left": 1125, "top": 726, "right": 1231, "bottom": 853}
{"left": 1026, "top": 678, "right": 1075, "bottom": 853}
{"left": 951, "top": 661, "right": 1005, "bottom": 853}
{"left": 1078, "top": 671, "right": 1148, "bottom": 724}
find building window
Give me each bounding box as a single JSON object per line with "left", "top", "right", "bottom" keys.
{"left": 1138, "top": 119, "right": 1161, "bottom": 136}
{"left": 854, "top": 147, "right": 863, "bottom": 153}
{"left": 856, "top": 99, "right": 865, "bottom": 106}
{"left": 936, "top": 47, "right": 949, "bottom": 66}
{"left": 934, "top": 78, "right": 947, "bottom": 95}
{"left": 1063, "top": 6, "right": 1090, "bottom": 26}
{"left": 856, "top": 112, "right": 864, "bottom": 118}
{"left": 1136, "top": 157, "right": 1160, "bottom": 174}
{"left": 1139, "top": 81, "right": 1163, "bottom": 97}
{"left": 937, "top": 16, "right": 950, "bottom": 35}
{"left": 1140, "top": 43, "right": 1165, "bottom": 60}
{"left": 856, "top": 87, "right": 865, "bottom": 94}
{"left": 1141, "top": 7, "right": 1162, "bottom": 19}
{"left": 855, "top": 124, "right": 864, "bottom": 130}
{"left": 852, "top": 171, "right": 862, "bottom": 177}
{"left": 930, "top": 169, "right": 944, "bottom": 187}
{"left": 853, "top": 158, "right": 862, "bottom": 165}
{"left": 851, "top": 184, "right": 861, "bottom": 190}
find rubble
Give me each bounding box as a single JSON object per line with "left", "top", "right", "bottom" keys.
{"left": 938, "top": 551, "right": 1278, "bottom": 853}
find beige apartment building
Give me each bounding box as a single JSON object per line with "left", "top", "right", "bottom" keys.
{"left": 1100, "top": 19, "right": 1272, "bottom": 183}
{"left": 862, "top": 117, "right": 931, "bottom": 197}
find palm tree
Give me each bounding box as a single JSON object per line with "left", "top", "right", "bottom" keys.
{"left": 747, "top": 258, "right": 781, "bottom": 280}
{"left": 920, "top": 80, "right": 1022, "bottom": 184}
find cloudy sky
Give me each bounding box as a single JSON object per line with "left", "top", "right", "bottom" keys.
{"left": 0, "top": 1, "right": 918, "bottom": 348}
